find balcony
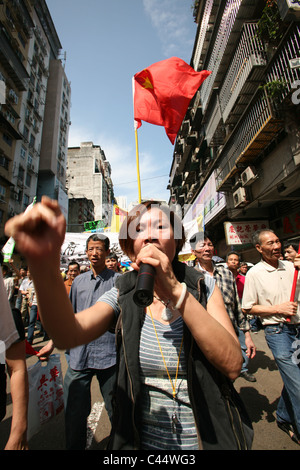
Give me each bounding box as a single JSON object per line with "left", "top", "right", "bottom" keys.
{"left": 189, "top": 90, "right": 203, "bottom": 130}
{"left": 264, "top": 23, "right": 300, "bottom": 109}
{"left": 199, "top": 0, "right": 260, "bottom": 113}
{"left": 205, "top": 23, "right": 266, "bottom": 147}
{"left": 27, "top": 163, "right": 35, "bottom": 174}
{"left": 215, "top": 90, "right": 283, "bottom": 191}
{"left": 0, "top": 109, "right": 22, "bottom": 140}
{"left": 204, "top": 92, "right": 224, "bottom": 147}
{"left": 9, "top": 0, "right": 34, "bottom": 39}
{"left": 0, "top": 24, "right": 29, "bottom": 91}
{"left": 215, "top": 24, "right": 300, "bottom": 193}
{"left": 219, "top": 23, "right": 266, "bottom": 124}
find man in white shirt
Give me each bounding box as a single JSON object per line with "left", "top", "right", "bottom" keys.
{"left": 2, "top": 264, "right": 16, "bottom": 309}
{"left": 242, "top": 228, "right": 300, "bottom": 445}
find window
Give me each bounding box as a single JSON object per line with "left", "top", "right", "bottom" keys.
{"left": 20, "top": 146, "right": 26, "bottom": 159}
{"left": 3, "top": 133, "right": 12, "bottom": 146}
{"left": 29, "top": 134, "right": 35, "bottom": 148}
{"left": 23, "top": 194, "right": 29, "bottom": 207}
{"left": 23, "top": 126, "right": 29, "bottom": 140}
{"left": 94, "top": 158, "right": 101, "bottom": 173}
{"left": 25, "top": 172, "right": 31, "bottom": 187}
{"left": 18, "top": 165, "right": 24, "bottom": 182}
{"left": 0, "top": 154, "right": 9, "bottom": 170}
{"left": 18, "top": 32, "right": 26, "bottom": 49}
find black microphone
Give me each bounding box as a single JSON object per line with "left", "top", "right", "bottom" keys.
{"left": 133, "top": 263, "right": 155, "bottom": 307}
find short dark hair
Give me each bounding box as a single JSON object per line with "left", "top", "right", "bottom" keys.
{"left": 68, "top": 261, "right": 80, "bottom": 270}
{"left": 119, "top": 200, "right": 185, "bottom": 260}
{"left": 284, "top": 241, "right": 299, "bottom": 252}
{"left": 86, "top": 234, "right": 110, "bottom": 251}
{"left": 189, "top": 230, "right": 215, "bottom": 249}
{"left": 2, "top": 264, "right": 10, "bottom": 275}
{"left": 226, "top": 251, "right": 240, "bottom": 261}
{"left": 106, "top": 253, "right": 118, "bottom": 261}
{"left": 252, "top": 228, "right": 275, "bottom": 246}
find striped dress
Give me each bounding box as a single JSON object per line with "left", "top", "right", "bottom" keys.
{"left": 97, "top": 273, "right": 215, "bottom": 450}
{"left": 139, "top": 314, "right": 198, "bottom": 449}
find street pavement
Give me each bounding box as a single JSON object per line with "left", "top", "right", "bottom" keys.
{"left": 0, "top": 329, "right": 299, "bottom": 451}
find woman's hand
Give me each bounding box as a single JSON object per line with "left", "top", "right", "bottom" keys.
{"left": 5, "top": 196, "right": 66, "bottom": 263}
{"left": 36, "top": 340, "right": 55, "bottom": 361}
{"left": 132, "top": 244, "right": 182, "bottom": 303}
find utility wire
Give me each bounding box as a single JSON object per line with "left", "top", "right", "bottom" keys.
{"left": 114, "top": 174, "right": 169, "bottom": 186}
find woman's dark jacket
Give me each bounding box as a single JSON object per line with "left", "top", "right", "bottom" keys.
{"left": 107, "top": 260, "right": 253, "bottom": 450}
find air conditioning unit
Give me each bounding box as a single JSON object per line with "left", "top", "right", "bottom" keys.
{"left": 241, "top": 166, "right": 257, "bottom": 186}
{"left": 233, "top": 187, "right": 247, "bottom": 208}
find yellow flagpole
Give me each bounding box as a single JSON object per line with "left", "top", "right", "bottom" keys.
{"left": 132, "top": 76, "right": 142, "bottom": 203}
{"left": 135, "top": 127, "right": 142, "bottom": 203}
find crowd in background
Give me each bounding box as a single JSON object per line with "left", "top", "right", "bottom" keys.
{"left": 1, "top": 211, "right": 299, "bottom": 449}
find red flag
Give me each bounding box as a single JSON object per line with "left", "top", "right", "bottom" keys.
{"left": 25, "top": 340, "right": 37, "bottom": 356}
{"left": 286, "top": 241, "right": 300, "bottom": 322}
{"left": 133, "top": 57, "right": 211, "bottom": 144}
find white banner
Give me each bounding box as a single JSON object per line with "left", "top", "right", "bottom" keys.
{"left": 60, "top": 232, "right": 127, "bottom": 269}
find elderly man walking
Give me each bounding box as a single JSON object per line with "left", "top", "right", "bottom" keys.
{"left": 242, "top": 228, "right": 300, "bottom": 445}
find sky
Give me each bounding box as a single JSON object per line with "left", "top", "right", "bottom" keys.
{"left": 46, "top": 0, "right": 197, "bottom": 208}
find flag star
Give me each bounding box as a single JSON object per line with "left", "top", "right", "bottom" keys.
{"left": 142, "top": 75, "right": 153, "bottom": 90}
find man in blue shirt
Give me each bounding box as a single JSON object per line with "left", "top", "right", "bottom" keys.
{"left": 63, "top": 234, "right": 120, "bottom": 450}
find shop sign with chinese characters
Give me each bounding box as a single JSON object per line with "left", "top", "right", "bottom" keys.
{"left": 281, "top": 211, "right": 300, "bottom": 236}
{"left": 224, "top": 220, "right": 269, "bottom": 245}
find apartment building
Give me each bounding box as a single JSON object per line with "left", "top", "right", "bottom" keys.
{"left": 66, "top": 142, "right": 114, "bottom": 229}
{"left": 0, "top": 0, "right": 70, "bottom": 242}
{"left": 169, "top": 0, "right": 300, "bottom": 260}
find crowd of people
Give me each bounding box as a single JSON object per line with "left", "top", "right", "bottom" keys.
{"left": 1, "top": 196, "right": 299, "bottom": 450}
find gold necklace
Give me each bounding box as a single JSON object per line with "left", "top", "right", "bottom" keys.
{"left": 148, "top": 306, "right": 184, "bottom": 434}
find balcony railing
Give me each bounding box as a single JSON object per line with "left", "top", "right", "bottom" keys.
{"left": 0, "top": 24, "right": 29, "bottom": 91}
{"left": 215, "top": 24, "right": 300, "bottom": 192}
{"left": 215, "top": 90, "right": 283, "bottom": 191}
{"left": 219, "top": 22, "right": 266, "bottom": 123}
{"left": 264, "top": 23, "right": 300, "bottom": 106}
{"left": 200, "top": 0, "right": 243, "bottom": 112}
{"left": 205, "top": 22, "right": 266, "bottom": 147}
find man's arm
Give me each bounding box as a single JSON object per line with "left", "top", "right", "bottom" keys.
{"left": 243, "top": 302, "right": 297, "bottom": 317}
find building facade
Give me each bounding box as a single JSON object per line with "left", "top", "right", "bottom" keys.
{"left": 169, "top": 0, "right": 300, "bottom": 261}
{"left": 0, "top": 0, "right": 70, "bottom": 242}
{"left": 66, "top": 142, "right": 114, "bottom": 229}
{"left": 67, "top": 197, "right": 95, "bottom": 233}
